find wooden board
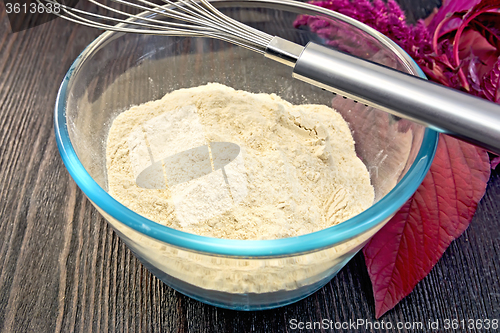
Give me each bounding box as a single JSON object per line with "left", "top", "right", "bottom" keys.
{"left": 1, "top": 1, "right": 499, "bottom": 332}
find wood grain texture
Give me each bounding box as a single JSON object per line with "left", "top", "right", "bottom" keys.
{"left": 0, "top": 0, "right": 499, "bottom": 332}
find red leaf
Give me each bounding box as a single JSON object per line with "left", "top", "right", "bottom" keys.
{"left": 427, "top": 0, "right": 481, "bottom": 33}
{"left": 491, "top": 155, "right": 500, "bottom": 169}
{"left": 451, "top": 1, "right": 500, "bottom": 88}
{"left": 481, "top": 56, "right": 500, "bottom": 102}
{"left": 468, "top": 12, "right": 500, "bottom": 50}
{"left": 363, "top": 135, "right": 490, "bottom": 318}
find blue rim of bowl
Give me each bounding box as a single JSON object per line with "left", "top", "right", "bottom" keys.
{"left": 54, "top": 0, "right": 438, "bottom": 257}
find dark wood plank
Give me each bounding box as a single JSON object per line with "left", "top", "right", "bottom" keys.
{"left": 0, "top": 0, "right": 499, "bottom": 332}
{"left": 397, "top": 0, "right": 441, "bottom": 23}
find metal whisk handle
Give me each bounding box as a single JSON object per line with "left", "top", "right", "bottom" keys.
{"left": 290, "top": 41, "right": 500, "bottom": 155}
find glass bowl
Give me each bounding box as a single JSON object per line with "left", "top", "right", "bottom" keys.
{"left": 54, "top": 0, "right": 438, "bottom": 310}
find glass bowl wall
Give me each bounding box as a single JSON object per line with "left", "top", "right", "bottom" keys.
{"left": 55, "top": 0, "right": 438, "bottom": 310}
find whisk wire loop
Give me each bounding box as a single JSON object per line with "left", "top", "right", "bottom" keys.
{"left": 36, "top": 0, "right": 273, "bottom": 53}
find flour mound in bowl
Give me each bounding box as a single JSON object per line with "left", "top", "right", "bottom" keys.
{"left": 106, "top": 83, "right": 374, "bottom": 240}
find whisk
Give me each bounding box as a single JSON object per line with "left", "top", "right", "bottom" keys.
{"left": 41, "top": 0, "right": 500, "bottom": 154}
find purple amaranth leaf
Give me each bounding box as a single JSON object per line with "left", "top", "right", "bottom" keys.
{"left": 427, "top": 0, "right": 482, "bottom": 33}
{"left": 481, "top": 56, "right": 500, "bottom": 102}
{"left": 468, "top": 12, "right": 500, "bottom": 50}
{"left": 491, "top": 156, "right": 500, "bottom": 169}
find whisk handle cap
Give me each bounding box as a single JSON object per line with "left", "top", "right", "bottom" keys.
{"left": 292, "top": 42, "right": 500, "bottom": 155}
